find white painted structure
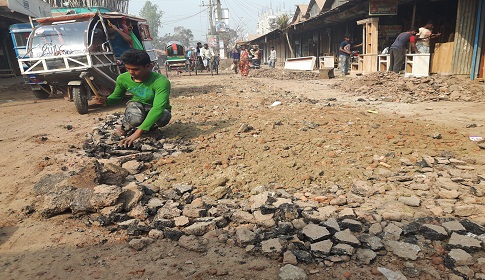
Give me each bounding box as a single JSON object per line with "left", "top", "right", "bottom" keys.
{"left": 284, "top": 56, "right": 317, "bottom": 71}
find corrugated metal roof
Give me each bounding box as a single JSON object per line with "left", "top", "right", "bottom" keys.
{"left": 291, "top": 5, "right": 309, "bottom": 24}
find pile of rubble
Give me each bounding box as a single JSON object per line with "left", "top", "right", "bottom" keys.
{"left": 29, "top": 114, "right": 485, "bottom": 279}
{"left": 251, "top": 68, "right": 319, "bottom": 80}
{"left": 333, "top": 72, "right": 485, "bottom": 103}
{"left": 82, "top": 113, "right": 194, "bottom": 159}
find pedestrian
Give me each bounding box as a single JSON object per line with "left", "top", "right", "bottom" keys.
{"left": 338, "top": 34, "right": 362, "bottom": 76}
{"left": 196, "top": 42, "right": 203, "bottom": 70}
{"left": 186, "top": 47, "right": 193, "bottom": 71}
{"left": 416, "top": 21, "right": 441, "bottom": 54}
{"left": 268, "top": 46, "right": 276, "bottom": 68}
{"left": 388, "top": 27, "right": 418, "bottom": 73}
{"left": 186, "top": 47, "right": 193, "bottom": 59}
{"left": 231, "top": 45, "right": 240, "bottom": 74}
{"left": 250, "top": 45, "right": 260, "bottom": 69}
{"left": 189, "top": 47, "right": 197, "bottom": 71}
{"left": 239, "top": 45, "right": 250, "bottom": 77}
{"left": 95, "top": 49, "right": 171, "bottom": 147}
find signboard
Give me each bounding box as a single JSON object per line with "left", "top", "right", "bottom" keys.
{"left": 216, "top": 21, "right": 227, "bottom": 33}
{"left": 207, "top": 35, "right": 217, "bottom": 48}
{"left": 8, "top": 0, "right": 52, "bottom": 18}
{"left": 221, "top": 8, "right": 230, "bottom": 29}
{"left": 219, "top": 41, "right": 225, "bottom": 59}
{"left": 369, "top": 0, "right": 398, "bottom": 16}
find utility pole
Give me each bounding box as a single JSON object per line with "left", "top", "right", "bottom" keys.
{"left": 216, "top": 0, "right": 222, "bottom": 57}
{"left": 201, "top": 0, "right": 224, "bottom": 57}
{"left": 201, "top": 0, "right": 215, "bottom": 41}
{"left": 208, "top": 0, "right": 215, "bottom": 35}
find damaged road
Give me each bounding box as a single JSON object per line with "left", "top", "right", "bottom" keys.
{"left": 1, "top": 69, "right": 485, "bottom": 279}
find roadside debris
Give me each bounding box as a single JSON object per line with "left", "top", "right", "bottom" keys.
{"left": 250, "top": 68, "right": 319, "bottom": 80}
{"left": 333, "top": 72, "right": 485, "bottom": 103}
{"left": 28, "top": 114, "right": 485, "bottom": 279}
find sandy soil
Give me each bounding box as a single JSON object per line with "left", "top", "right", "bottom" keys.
{"left": 1, "top": 68, "right": 485, "bottom": 280}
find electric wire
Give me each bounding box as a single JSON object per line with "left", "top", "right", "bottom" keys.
{"left": 230, "top": 0, "right": 259, "bottom": 23}
{"left": 222, "top": 0, "right": 249, "bottom": 32}
{"left": 161, "top": 7, "right": 208, "bottom": 25}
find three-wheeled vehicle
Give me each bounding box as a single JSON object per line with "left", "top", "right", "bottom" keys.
{"left": 18, "top": 11, "right": 158, "bottom": 114}
{"left": 165, "top": 41, "right": 187, "bottom": 76}
{"left": 9, "top": 22, "right": 58, "bottom": 99}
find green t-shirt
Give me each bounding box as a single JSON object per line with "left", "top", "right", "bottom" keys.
{"left": 107, "top": 71, "right": 171, "bottom": 131}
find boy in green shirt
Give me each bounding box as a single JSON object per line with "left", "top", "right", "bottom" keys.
{"left": 97, "top": 49, "right": 171, "bottom": 147}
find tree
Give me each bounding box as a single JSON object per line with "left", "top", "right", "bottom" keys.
{"left": 139, "top": 1, "right": 164, "bottom": 48}
{"left": 218, "top": 28, "right": 240, "bottom": 57}
{"left": 276, "top": 14, "right": 294, "bottom": 58}
{"left": 276, "top": 14, "right": 291, "bottom": 30}
{"left": 163, "top": 27, "right": 194, "bottom": 47}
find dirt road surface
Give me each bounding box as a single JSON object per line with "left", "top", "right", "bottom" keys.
{"left": 1, "top": 68, "right": 485, "bottom": 280}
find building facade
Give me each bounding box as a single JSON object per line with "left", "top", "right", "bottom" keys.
{"left": 250, "top": 0, "right": 485, "bottom": 80}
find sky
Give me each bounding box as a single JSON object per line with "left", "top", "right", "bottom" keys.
{"left": 128, "top": 0, "right": 306, "bottom": 42}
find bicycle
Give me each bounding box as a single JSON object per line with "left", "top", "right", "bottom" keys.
{"left": 202, "top": 57, "right": 213, "bottom": 75}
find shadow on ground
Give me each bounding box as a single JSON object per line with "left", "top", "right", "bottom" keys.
{"left": 0, "top": 226, "right": 18, "bottom": 246}
{"left": 161, "top": 119, "right": 235, "bottom": 140}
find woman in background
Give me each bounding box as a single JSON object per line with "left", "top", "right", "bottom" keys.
{"left": 231, "top": 45, "right": 240, "bottom": 74}
{"left": 239, "top": 45, "right": 250, "bottom": 77}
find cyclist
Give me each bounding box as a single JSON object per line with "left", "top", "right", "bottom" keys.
{"left": 200, "top": 43, "right": 214, "bottom": 72}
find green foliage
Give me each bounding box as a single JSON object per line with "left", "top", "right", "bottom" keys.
{"left": 219, "top": 28, "right": 239, "bottom": 56}
{"left": 139, "top": 1, "right": 163, "bottom": 48}
{"left": 161, "top": 26, "right": 194, "bottom": 47}
{"left": 276, "top": 14, "right": 291, "bottom": 30}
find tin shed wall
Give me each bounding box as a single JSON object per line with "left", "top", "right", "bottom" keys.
{"left": 452, "top": 0, "right": 478, "bottom": 75}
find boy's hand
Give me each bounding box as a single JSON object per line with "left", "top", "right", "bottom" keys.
{"left": 118, "top": 129, "right": 143, "bottom": 148}
{"left": 93, "top": 96, "right": 107, "bottom": 105}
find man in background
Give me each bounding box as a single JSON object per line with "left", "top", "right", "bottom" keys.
{"left": 338, "top": 34, "right": 361, "bottom": 76}
{"left": 107, "top": 23, "right": 133, "bottom": 57}
{"left": 196, "top": 42, "right": 203, "bottom": 69}
{"left": 231, "top": 45, "right": 240, "bottom": 74}
{"left": 416, "top": 21, "right": 441, "bottom": 54}
{"left": 250, "top": 45, "right": 260, "bottom": 69}
{"left": 389, "top": 27, "right": 418, "bottom": 73}
{"left": 268, "top": 46, "right": 276, "bottom": 68}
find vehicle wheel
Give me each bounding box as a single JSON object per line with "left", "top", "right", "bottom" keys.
{"left": 71, "top": 85, "right": 88, "bottom": 115}
{"left": 165, "top": 64, "right": 169, "bottom": 77}
{"left": 32, "top": 84, "right": 50, "bottom": 99}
